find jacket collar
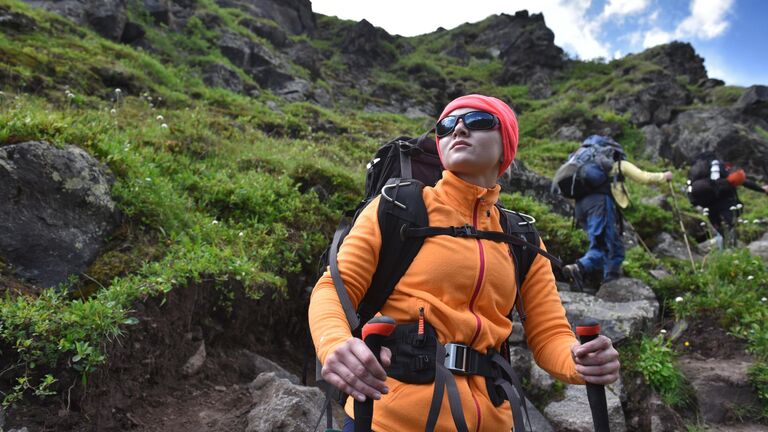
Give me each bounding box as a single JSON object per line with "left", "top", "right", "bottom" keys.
{"left": 433, "top": 170, "right": 501, "bottom": 216}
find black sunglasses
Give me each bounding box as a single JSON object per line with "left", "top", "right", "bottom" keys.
{"left": 435, "top": 111, "right": 499, "bottom": 137}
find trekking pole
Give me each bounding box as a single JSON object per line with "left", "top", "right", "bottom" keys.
{"left": 576, "top": 318, "right": 611, "bottom": 432}
{"left": 667, "top": 181, "right": 697, "bottom": 271}
{"left": 354, "top": 316, "right": 396, "bottom": 432}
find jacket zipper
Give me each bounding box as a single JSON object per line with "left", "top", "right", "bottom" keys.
{"left": 468, "top": 198, "right": 485, "bottom": 431}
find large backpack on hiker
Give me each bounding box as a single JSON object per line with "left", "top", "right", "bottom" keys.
{"left": 686, "top": 151, "right": 736, "bottom": 208}
{"left": 312, "top": 131, "right": 562, "bottom": 432}
{"left": 551, "top": 135, "right": 626, "bottom": 199}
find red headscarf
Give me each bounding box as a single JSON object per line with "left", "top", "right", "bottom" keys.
{"left": 436, "top": 94, "right": 519, "bottom": 177}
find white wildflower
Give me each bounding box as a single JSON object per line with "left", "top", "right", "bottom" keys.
{"left": 675, "top": 296, "right": 684, "bottom": 303}
{"left": 156, "top": 115, "right": 164, "bottom": 121}
{"left": 754, "top": 219, "right": 760, "bottom": 224}
{"left": 115, "top": 88, "right": 122, "bottom": 94}
{"left": 110, "top": 108, "right": 117, "bottom": 115}
{"left": 762, "top": 297, "right": 767, "bottom": 302}
{"left": 748, "top": 275, "right": 755, "bottom": 281}
{"left": 160, "top": 123, "right": 168, "bottom": 129}
{"left": 212, "top": 220, "right": 219, "bottom": 225}
{"left": 660, "top": 329, "right": 667, "bottom": 334}
{"left": 145, "top": 177, "right": 152, "bottom": 182}
{"left": 699, "top": 222, "right": 706, "bottom": 227}
{"left": 238, "top": 232, "right": 244, "bottom": 237}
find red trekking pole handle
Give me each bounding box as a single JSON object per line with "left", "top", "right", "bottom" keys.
{"left": 576, "top": 318, "right": 611, "bottom": 432}
{"left": 354, "top": 316, "right": 396, "bottom": 432}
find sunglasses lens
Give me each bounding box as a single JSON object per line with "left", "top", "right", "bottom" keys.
{"left": 464, "top": 112, "right": 496, "bottom": 130}
{"left": 436, "top": 116, "right": 457, "bottom": 137}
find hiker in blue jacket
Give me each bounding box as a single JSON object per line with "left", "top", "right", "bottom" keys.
{"left": 560, "top": 136, "right": 672, "bottom": 290}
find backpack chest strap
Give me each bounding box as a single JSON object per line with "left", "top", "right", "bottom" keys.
{"left": 403, "top": 225, "right": 563, "bottom": 268}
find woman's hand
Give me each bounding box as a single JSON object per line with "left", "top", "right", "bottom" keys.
{"left": 321, "top": 337, "right": 392, "bottom": 402}
{"left": 571, "top": 335, "right": 620, "bottom": 385}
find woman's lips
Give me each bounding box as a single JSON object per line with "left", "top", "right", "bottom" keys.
{"left": 451, "top": 140, "right": 470, "bottom": 149}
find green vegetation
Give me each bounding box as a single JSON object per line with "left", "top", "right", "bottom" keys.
{"left": 622, "top": 334, "right": 689, "bottom": 407}
{"left": 2, "top": 0, "right": 768, "bottom": 421}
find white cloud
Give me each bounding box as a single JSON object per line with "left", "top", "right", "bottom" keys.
{"left": 600, "top": 0, "right": 651, "bottom": 19}
{"left": 641, "top": 0, "right": 734, "bottom": 48}
{"left": 676, "top": 0, "right": 734, "bottom": 39}
{"left": 642, "top": 28, "right": 674, "bottom": 47}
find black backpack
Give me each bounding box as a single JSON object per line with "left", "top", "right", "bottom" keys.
{"left": 551, "top": 135, "right": 626, "bottom": 199}
{"left": 309, "top": 131, "right": 563, "bottom": 431}
{"left": 686, "top": 152, "right": 735, "bottom": 207}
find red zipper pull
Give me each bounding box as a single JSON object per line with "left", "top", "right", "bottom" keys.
{"left": 418, "top": 307, "right": 425, "bottom": 336}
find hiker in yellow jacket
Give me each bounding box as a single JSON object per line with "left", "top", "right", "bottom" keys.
{"left": 562, "top": 135, "right": 672, "bottom": 290}
{"left": 309, "top": 95, "right": 620, "bottom": 431}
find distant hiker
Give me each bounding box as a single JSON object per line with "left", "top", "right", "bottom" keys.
{"left": 686, "top": 152, "right": 768, "bottom": 248}
{"left": 309, "top": 95, "right": 619, "bottom": 432}
{"left": 553, "top": 135, "right": 672, "bottom": 290}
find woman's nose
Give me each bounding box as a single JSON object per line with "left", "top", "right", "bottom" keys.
{"left": 452, "top": 118, "right": 469, "bottom": 136}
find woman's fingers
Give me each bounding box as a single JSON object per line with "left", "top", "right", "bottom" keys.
{"left": 321, "top": 339, "right": 390, "bottom": 401}
{"left": 572, "top": 336, "right": 621, "bottom": 385}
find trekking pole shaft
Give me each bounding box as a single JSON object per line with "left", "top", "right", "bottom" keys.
{"left": 667, "top": 181, "right": 697, "bottom": 271}
{"left": 354, "top": 317, "right": 396, "bottom": 432}
{"left": 576, "top": 320, "right": 611, "bottom": 432}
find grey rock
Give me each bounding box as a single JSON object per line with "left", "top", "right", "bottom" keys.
{"left": 240, "top": 17, "right": 289, "bottom": 47}
{"left": 640, "top": 194, "right": 671, "bottom": 212}
{"left": 246, "top": 372, "right": 330, "bottom": 432}
{"left": 747, "top": 234, "right": 768, "bottom": 261}
{"left": 181, "top": 341, "right": 206, "bottom": 377}
{"left": 218, "top": 31, "right": 251, "bottom": 68}
{"left": 733, "top": 85, "right": 768, "bottom": 119}
{"left": 606, "top": 76, "right": 691, "bottom": 126}
{"left": 339, "top": 19, "right": 396, "bottom": 69}
{"left": 0, "top": 141, "right": 119, "bottom": 287}
{"left": 597, "top": 277, "right": 657, "bottom": 303}
{"left": 678, "top": 356, "right": 760, "bottom": 424}
{"left": 554, "top": 125, "right": 583, "bottom": 142}
{"left": 649, "top": 269, "right": 672, "bottom": 280}
{"left": 143, "top": 0, "right": 171, "bottom": 25}
{"left": 544, "top": 380, "right": 626, "bottom": 432}
{"left": 202, "top": 63, "right": 243, "bottom": 93}
{"left": 652, "top": 232, "right": 699, "bottom": 261}
{"left": 560, "top": 291, "right": 658, "bottom": 343}
{"left": 509, "top": 346, "right": 532, "bottom": 380}
{"left": 648, "top": 391, "right": 686, "bottom": 432}
{"left": 215, "top": 0, "right": 316, "bottom": 36}
{"left": 639, "top": 42, "right": 708, "bottom": 84}
{"left": 0, "top": 6, "right": 37, "bottom": 32}
{"left": 641, "top": 124, "right": 665, "bottom": 161}
{"left": 85, "top": 0, "right": 127, "bottom": 41}
{"left": 501, "top": 159, "right": 573, "bottom": 216}
{"left": 529, "top": 363, "right": 555, "bottom": 393}
{"left": 252, "top": 352, "right": 299, "bottom": 384}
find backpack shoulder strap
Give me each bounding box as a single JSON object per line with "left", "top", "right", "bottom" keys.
{"left": 497, "top": 205, "right": 541, "bottom": 323}
{"left": 354, "top": 178, "right": 428, "bottom": 334}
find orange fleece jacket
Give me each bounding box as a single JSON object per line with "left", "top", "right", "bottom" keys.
{"left": 309, "top": 170, "right": 584, "bottom": 431}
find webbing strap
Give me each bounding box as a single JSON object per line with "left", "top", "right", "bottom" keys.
{"left": 496, "top": 379, "right": 526, "bottom": 432}
{"left": 425, "top": 343, "right": 469, "bottom": 432}
{"left": 490, "top": 353, "right": 531, "bottom": 431}
{"left": 404, "top": 226, "right": 562, "bottom": 268}
{"left": 329, "top": 218, "right": 360, "bottom": 331}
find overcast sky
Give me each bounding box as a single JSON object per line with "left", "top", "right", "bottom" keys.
{"left": 310, "top": 0, "right": 768, "bottom": 87}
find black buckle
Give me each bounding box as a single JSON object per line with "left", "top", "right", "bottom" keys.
{"left": 444, "top": 343, "right": 472, "bottom": 375}
{"left": 452, "top": 224, "right": 477, "bottom": 238}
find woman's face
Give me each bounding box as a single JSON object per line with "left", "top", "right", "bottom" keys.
{"left": 438, "top": 107, "right": 503, "bottom": 179}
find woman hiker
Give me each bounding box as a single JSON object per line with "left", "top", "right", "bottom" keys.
{"left": 309, "top": 94, "right": 620, "bottom": 431}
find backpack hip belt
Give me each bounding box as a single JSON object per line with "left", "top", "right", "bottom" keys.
{"left": 383, "top": 321, "right": 530, "bottom": 432}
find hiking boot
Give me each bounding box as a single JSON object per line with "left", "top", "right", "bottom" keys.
{"left": 563, "top": 263, "right": 585, "bottom": 292}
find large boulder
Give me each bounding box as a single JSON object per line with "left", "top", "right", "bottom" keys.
{"left": 215, "top": 0, "right": 315, "bottom": 35}
{"left": 678, "top": 356, "right": 760, "bottom": 424}
{"left": 245, "top": 372, "right": 330, "bottom": 432}
{"left": 487, "top": 11, "right": 565, "bottom": 87}
{"left": 24, "top": 0, "right": 127, "bottom": 41}
{"left": 651, "top": 232, "right": 700, "bottom": 261}
{"left": 339, "top": 19, "right": 397, "bottom": 69}
{"left": 636, "top": 42, "right": 708, "bottom": 85}
{"left": 655, "top": 107, "right": 768, "bottom": 177}
{"left": 605, "top": 72, "right": 692, "bottom": 126}
{"left": 734, "top": 85, "right": 768, "bottom": 119}
{"left": 0, "top": 142, "right": 119, "bottom": 287}
{"left": 559, "top": 287, "right": 658, "bottom": 343}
